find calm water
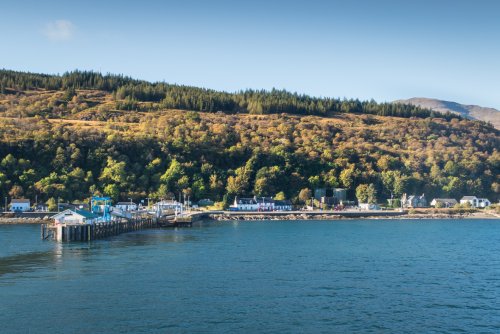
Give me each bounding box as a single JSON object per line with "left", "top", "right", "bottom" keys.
{"left": 1, "top": 220, "right": 500, "bottom": 333}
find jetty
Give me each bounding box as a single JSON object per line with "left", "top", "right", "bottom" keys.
{"left": 41, "top": 217, "right": 156, "bottom": 242}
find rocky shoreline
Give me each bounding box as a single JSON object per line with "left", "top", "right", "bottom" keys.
{"left": 211, "top": 211, "right": 499, "bottom": 221}
{"left": 0, "top": 211, "right": 497, "bottom": 225}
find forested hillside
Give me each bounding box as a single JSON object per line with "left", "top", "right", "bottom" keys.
{"left": 0, "top": 70, "right": 498, "bottom": 207}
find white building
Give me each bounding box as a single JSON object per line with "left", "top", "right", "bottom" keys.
{"left": 10, "top": 199, "right": 31, "bottom": 212}
{"left": 232, "top": 197, "right": 293, "bottom": 211}
{"left": 51, "top": 209, "right": 100, "bottom": 225}
{"left": 256, "top": 197, "right": 275, "bottom": 211}
{"left": 231, "top": 197, "right": 259, "bottom": 211}
{"left": 460, "top": 196, "right": 491, "bottom": 208}
{"left": 115, "top": 202, "right": 138, "bottom": 211}
{"left": 274, "top": 200, "right": 293, "bottom": 211}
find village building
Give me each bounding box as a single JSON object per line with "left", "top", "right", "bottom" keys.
{"left": 460, "top": 196, "right": 491, "bottom": 208}
{"left": 231, "top": 197, "right": 259, "bottom": 211}
{"left": 274, "top": 200, "right": 293, "bottom": 211}
{"left": 401, "top": 193, "right": 427, "bottom": 208}
{"left": 115, "top": 202, "right": 138, "bottom": 211}
{"left": 9, "top": 199, "right": 31, "bottom": 212}
{"left": 430, "top": 198, "right": 458, "bottom": 208}
{"left": 35, "top": 203, "right": 49, "bottom": 212}
{"left": 231, "top": 196, "right": 293, "bottom": 211}
{"left": 51, "top": 209, "right": 100, "bottom": 225}
{"left": 153, "top": 200, "right": 184, "bottom": 213}
{"left": 256, "top": 197, "right": 275, "bottom": 211}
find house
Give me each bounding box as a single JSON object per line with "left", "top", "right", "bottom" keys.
{"left": 257, "top": 197, "right": 275, "bottom": 211}
{"left": 478, "top": 198, "right": 492, "bottom": 208}
{"left": 460, "top": 196, "right": 491, "bottom": 208}
{"left": 231, "top": 197, "right": 259, "bottom": 211}
{"left": 115, "top": 202, "right": 138, "bottom": 211}
{"left": 274, "top": 200, "right": 293, "bottom": 211}
{"left": 35, "top": 203, "right": 49, "bottom": 212}
{"left": 9, "top": 199, "right": 31, "bottom": 212}
{"left": 402, "top": 193, "right": 427, "bottom": 208}
{"left": 430, "top": 198, "right": 458, "bottom": 208}
{"left": 51, "top": 209, "right": 100, "bottom": 225}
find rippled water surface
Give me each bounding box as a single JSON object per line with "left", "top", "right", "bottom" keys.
{"left": 1, "top": 220, "right": 500, "bottom": 333}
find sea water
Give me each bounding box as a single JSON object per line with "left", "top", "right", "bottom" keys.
{"left": 1, "top": 219, "right": 500, "bottom": 333}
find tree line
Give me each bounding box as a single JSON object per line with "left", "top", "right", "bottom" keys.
{"left": 1, "top": 69, "right": 461, "bottom": 120}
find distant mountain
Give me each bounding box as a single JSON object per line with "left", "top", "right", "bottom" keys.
{"left": 394, "top": 98, "right": 500, "bottom": 129}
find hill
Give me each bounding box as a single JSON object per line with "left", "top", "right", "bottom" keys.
{"left": 395, "top": 97, "right": 500, "bottom": 129}
{"left": 0, "top": 70, "right": 498, "bottom": 207}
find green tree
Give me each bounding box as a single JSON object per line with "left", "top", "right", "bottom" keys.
{"left": 298, "top": 188, "right": 312, "bottom": 204}
{"left": 274, "top": 191, "right": 286, "bottom": 200}
{"left": 356, "top": 184, "right": 377, "bottom": 204}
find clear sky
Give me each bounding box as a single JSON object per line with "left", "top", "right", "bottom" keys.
{"left": 1, "top": 0, "right": 499, "bottom": 108}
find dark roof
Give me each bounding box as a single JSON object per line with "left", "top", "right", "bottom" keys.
{"left": 433, "top": 198, "right": 457, "bottom": 203}
{"left": 238, "top": 198, "right": 257, "bottom": 205}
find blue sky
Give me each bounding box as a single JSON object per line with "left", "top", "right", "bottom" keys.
{"left": 2, "top": 0, "right": 499, "bottom": 108}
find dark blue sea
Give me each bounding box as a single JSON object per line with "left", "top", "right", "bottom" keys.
{"left": 1, "top": 219, "right": 500, "bottom": 333}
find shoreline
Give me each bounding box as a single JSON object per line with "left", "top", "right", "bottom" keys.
{"left": 212, "top": 211, "right": 499, "bottom": 221}
{"left": 1, "top": 211, "right": 498, "bottom": 225}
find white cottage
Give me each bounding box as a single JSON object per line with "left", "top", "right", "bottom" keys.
{"left": 460, "top": 196, "right": 491, "bottom": 208}
{"left": 232, "top": 197, "right": 259, "bottom": 211}
{"left": 10, "top": 199, "right": 31, "bottom": 212}
{"left": 51, "top": 209, "right": 100, "bottom": 225}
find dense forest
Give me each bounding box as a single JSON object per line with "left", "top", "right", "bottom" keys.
{"left": 0, "top": 69, "right": 498, "bottom": 209}
{"left": 0, "top": 69, "right": 463, "bottom": 120}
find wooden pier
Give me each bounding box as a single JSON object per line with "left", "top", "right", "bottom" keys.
{"left": 41, "top": 218, "right": 157, "bottom": 242}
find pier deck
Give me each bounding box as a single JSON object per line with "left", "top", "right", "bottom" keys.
{"left": 41, "top": 218, "right": 157, "bottom": 242}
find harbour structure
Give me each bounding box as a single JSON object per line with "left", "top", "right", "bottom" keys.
{"left": 115, "top": 201, "right": 138, "bottom": 211}
{"left": 153, "top": 200, "right": 184, "bottom": 217}
{"left": 42, "top": 196, "right": 154, "bottom": 242}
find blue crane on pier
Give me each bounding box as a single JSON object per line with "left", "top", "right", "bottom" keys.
{"left": 91, "top": 196, "right": 112, "bottom": 223}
